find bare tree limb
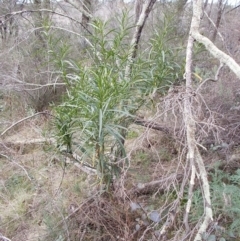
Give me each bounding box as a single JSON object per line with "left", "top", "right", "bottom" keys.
{"left": 204, "top": 11, "right": 225, "bottom": 44}
{"left": 211, "top": 0, "right": 226, "bottom": 42}
{"left": 191, "top": 0, "right": 240, "bottom": 79}
{"left": 0, "top": 153, "right": 32, "bottom": 181}
{"left": 226, "top": 4, "right": 240, "bottom": 14}
{"left": 131, "top": 173, "right": 183, "bottom": 195}
{"left": 0, "top": 111, "right": 51, "bottom": 137}
{"left": 196, "top": 62, "right": 224, "bottom": 92}
{"left": 1, "top": 9, "right": 93, "bottom": 35}
{"left": 134, "top": 0, "right": 143, "bottom": 23}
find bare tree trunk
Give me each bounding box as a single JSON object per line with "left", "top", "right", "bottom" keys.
{"left": 82, "top": 0, "right": 91, "bottom": 30}
{"left": 207, "top": 0, "right": 213, "bottom": 26}
{"left": 204, "top": 0, "right": 208, "bottom": 9}
{"left": 125, "top": 0, "right": 157, "bottom": 78}
{"left": 0, "top": 0, "right": 18, "bottom": 44}
{"left": 33, "top": 0, "right": 43, "bottom": 38}
{"left": 211, "top": 0, "right": 225, "bottom": 42}
{"left": 134, "top": 0, "right": 143, "bottom": 23}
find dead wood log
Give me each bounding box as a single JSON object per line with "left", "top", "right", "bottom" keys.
{"left": 130, "top": 173, "right": 183, "bottom": 196}
{"left": 130, "top": 157, "right": 238, "bottom": 197}
{"left": 134, "top": 118, "right": 171, "bottom": 135}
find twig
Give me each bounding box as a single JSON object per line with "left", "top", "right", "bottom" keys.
{"left": 0, "top": 234, "right": 12, "bottom": 241}
{"left": 204, "top": 11, "right": 225, "bottom": 42}
{"left": 196, "top": 62, "right": 224, "bottom": 93}
{"left": 0, "top": 111, "right": 52, "bottom": 137}
{"left": 0, "top": 153, "right": 32, "bottom": 181}
{"left": 226, "top": 4, "right": 240, "bottom": 14}
{"left": 61, "top": 151, "right": 97, "bottom": 175}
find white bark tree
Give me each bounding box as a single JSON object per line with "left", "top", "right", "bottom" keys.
{"left": 184, "top": 0, "right": 240, "bottom": 240}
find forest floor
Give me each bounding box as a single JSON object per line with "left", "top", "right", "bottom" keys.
{"left": 1, "top": 97, "right": 240, "bottom": 241}
{"left": 0, "top": 103, "right": 181, "bottom": 241}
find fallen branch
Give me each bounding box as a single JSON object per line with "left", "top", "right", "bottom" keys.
{"left": 2, "top": 138, "right": 56, "bottom": 146}
{"left": 0, "top": 111, "right": 54, "bottom": 137}
{"left": 131, "top": 158, "right": 237, "bottom": 197}
{"left": 131, "top": 173, "right": 183, "bottom": 196}
{"left": 0, "top": 153, "right": 32, "bottom": 181}
{"left": 0, "top": 234, "right": 12, "bottom": 241}
{"left": 61, "top": 151, "right": 97, "bottom": 175}
{"left": 134, "top": 118, "right": 171, "bottom": 135}
{"left": 1, "top": 137, "right": 97, "bottom": 176}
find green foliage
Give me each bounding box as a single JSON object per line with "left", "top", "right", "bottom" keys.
{"left": 127, "top": 130, "right": 139, "bottom": 139}
{"left": 210, "top": 168, "right": 240, "bottom": 238}
{"left": 42, "top": 213, "right": 65, "bottom": 241}
{"left": 54, "top": 14, "right": 185, "bottom": 187}
{"left": 3, "top": 174, "right": 33, "bottom": 199}
{"left": 146, "top": 15, "right": 185, "bottom": 95}
{"left": 54, "top": 15, "right": 139, "bottom": 186}
{"left": 190, "top": 166, "right": 240, "bottom": 239}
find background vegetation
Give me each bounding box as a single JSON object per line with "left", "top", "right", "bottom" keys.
{"left": 1, "top": 0, "right": 240, "bottom": 240}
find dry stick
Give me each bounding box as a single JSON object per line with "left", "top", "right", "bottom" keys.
{"left": 204, "top": 10, "right": 232, "bottom": 57}
{"left": 226, "top": 3, "right": 240, "bottom": 14}
{"left": 204, "top": 11, "right": 225, "bottom": 44}
{"left": 0, "top": 112, "right": 50, "bottom": 137}
{"left": 183, "top": 159, "right": 196, "bottom": 233}
{"left": 133, "top": 173, "right": 183, "bottom": 195}
{"left": 196, "top": 62, "right": 224, "bottom": 93}
{"left": 0, "top": 153, "right": 32, "bottom": 181}
{"left": 194, "top": 148, "right": 213, "bottom": 241}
